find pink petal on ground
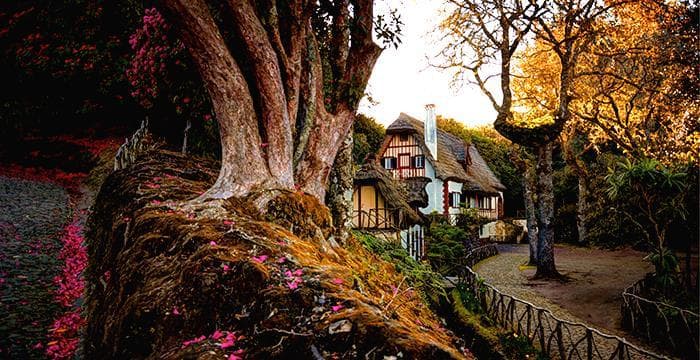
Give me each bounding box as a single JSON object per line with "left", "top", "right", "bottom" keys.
{"left": 209, "top": 241, "right": 217, "bottom": 246}
{"left": 284, "top": 270, "right": 293, "bottom": 278}
{"left": 172, "top": 306, "right": 180, "bottom": 315}
{"left": 220, "top": 332, "right": 237, "bottom": 349}
{"left": 287, "top": 280, "right": 299, "bottom": 290}
{"left": 151, "top": 200, "right": 162, "bottom": 205}
{"left": 223, "top": 220, "right": 234, "bottom": 226}
{"left": 223, "top": 264, "right": 230, "bottom": 272}
{"left": 211, "top": 330, "right": 224, "bottom": 340}
{"left": 331, "top": 278, "right": 344, "bottom": 285}
{"left": 332, "top": 304, "right": 344, "bottom": 312}
{"left": 251, "top": 255, "right": 268, "bottom": 263}
{"left": 277, "top": 257, "right": 286, "bottom": 263}
{"left": 292, "top": 269, "right": 303, "bottom": 276}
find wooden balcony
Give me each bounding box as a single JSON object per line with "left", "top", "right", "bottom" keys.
{"left": 477, "top": 208, "right": 498, "bottom": 220}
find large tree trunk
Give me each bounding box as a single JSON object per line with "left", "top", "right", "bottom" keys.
{"left": 326, "top": 131, "right": 355, "bottom": 241}
{"left": 534, "top": 142, "right": 559, "bottom": 278}
{"left": 523, "top": 165, "right": 538, "bottom": 265}
{"left": 158, "top": 0, "right": 381, "bottom": 207}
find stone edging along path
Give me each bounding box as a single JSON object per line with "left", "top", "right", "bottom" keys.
{"left": 463, "top": 244, "right": 669, "bottom": 360}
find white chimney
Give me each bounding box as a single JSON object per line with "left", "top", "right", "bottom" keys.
{"left": 424, "top": 104, "right": 437, "bottom": 159}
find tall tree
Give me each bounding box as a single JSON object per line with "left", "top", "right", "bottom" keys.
{"left": 437, "top": 0, "right": 640, "bottom": 278}
{"left": 514, "top": 1, "right": 699, "bottom": 244}
{"left": 156, "top": 0, "right": 396, "bottom": 209}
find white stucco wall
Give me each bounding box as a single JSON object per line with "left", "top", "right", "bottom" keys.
{"left": 419, "top": 160, "right": 443, "bottom": 215}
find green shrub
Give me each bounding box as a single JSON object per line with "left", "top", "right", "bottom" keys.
{"left": 353, "top": 230, "right": 446, "bottom": 302}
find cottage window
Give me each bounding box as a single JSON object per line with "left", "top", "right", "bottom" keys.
{"left": 381, "top": 157, "right": 397, "bottom": 169}
{"left": 449, "top": 192, "right": 461, "bottom": 208}
{"left": 479, "top": 196, "right": 490, "bottom": 209}
{"left": 413, "top": 155, "right": 425, "bottom": 169}
{"left": 398, "top": 153, "right": 411, "bottom": 168}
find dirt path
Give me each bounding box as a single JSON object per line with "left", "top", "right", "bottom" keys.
{"left": 474, "top": 244, "right": 653, "bottom": 336}
{"left": 0, "top": 176, "right": 72, "bottom": 358}
{"left": 0, "top": 135, "right": 114, "bottom": 359}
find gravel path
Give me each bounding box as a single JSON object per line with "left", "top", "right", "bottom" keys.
{"left": 472, "top": 244, "right": 662, "bottom": 359}
{"left": 0, "top": 176, "right": 72, "bottom": 358}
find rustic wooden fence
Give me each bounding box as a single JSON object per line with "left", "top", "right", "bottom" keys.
{"left": 461, "top": 245, "right": 668, "bottom": 360}
{"left": 621, "top": 277, "right": 699, "bottom": 358}
{"left": 114, "top": 118, "right": 151, "bottom": 171}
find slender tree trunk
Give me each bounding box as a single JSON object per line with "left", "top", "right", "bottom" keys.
{"left": 523, "top": 164, "right": 538, "bottom": 265}
{"left": 534, "top": 142, "right": 559, "bottom": 278}
{"left": 181, "top": 119, "right": 191, "bottom": 155}
{"left": 576, "top": 177, "right": 591, "bottom": 244}
{"left": 326, "top": 131, "right": 354, "bottom": 241}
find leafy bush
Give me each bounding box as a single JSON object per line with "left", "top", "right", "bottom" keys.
{"left": 353, "top": 230, "right": 446, "bottom": 302}
{"left": 352, "top": 114, "right": 385, "bottom": 165}
{"left": 606, "top": 158, "right": 689, "bottom": 294}
{"left": 426, "top": 222, "right": 468, "bottom": 276}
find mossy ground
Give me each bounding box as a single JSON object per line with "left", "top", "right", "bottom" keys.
{"left": 84, "top": 149, "right": 469, "bottom": 359}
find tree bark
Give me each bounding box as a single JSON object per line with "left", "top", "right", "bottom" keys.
{"left": 523, "top": 164, "right": 538, "bottom": 265}
{"left": 158, "top": 0, "right": 383, "bottom": 207}
{"left": 326, "top": 131, "right": 355, "bottom": 241}
{"left": 534, "top": 142, "right": 559, "bottom": 278}
{"left": 159, "top": 0, "right": 277, "bottom": 200}
{"left": 576, "top": 177, "right": 591, "bottom": 244}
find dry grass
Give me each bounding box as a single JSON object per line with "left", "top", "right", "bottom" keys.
{"left": 84, "top": 149, "right": 468, "bottom": 359}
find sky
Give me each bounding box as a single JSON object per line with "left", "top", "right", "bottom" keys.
{"left": 358, "top": 0, "right": 498, "bottom": 128}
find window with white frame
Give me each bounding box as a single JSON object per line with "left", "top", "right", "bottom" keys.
{"left": 449, "top": 192, "right": 461, "bottom": 208}
{"left": 412, "top": 155, "right": 424, "bottom": 169}
{"left": 381, "top": 157, "right": 397, "bottom": 169}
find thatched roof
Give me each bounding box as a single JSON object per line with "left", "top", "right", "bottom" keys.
{"left": 384, "top": 113, "right": 505, "bottom": 194}
{"left": 384, "top": 113, "right": 469, "bottom": 182}
{"left": 354, "top": 161, "right": 423, "bottom": 225}
{"left": 464, "top": 144, "right": 506, "bottom": 194}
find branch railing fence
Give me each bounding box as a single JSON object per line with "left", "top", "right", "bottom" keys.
{"left": 459, "top": 244, "right": 669, "bottom": 360}
{"left": 621, "top": 276, "right": 698, "bottom": 358}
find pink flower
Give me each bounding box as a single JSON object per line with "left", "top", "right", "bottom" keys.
{"left": 228, "top": 352, "right": 244, "bottom": 360}
{"left": 223, "top": 220, "right": 234, "bottom": 226}
{"left": 222, "top": 264, "right": 230, "bottom": 272}
{"left": 33, "top": 342, "right": 43, "bottom": 349}
{"left": 251, "top": 255, "right": 268, "bottom": 263}
{"left": 293, "top": 269, "right": 303, "bottom": 276}
{"left": 220, "top": 332, "right": 237, "bottom": 349}
{"left": 277, "top": 257, "right": 286, "bottom": 263}
{"left": 182, "top": 335, "right": 206, "bottom": 348}
{"left": 211, "top": 330, "right": 224, "bottom": 340}
{"left": 332, "top": 304, "right": 344, "bottom": 312}
{"left": 331, "top": 278, "right": 344, "bottom": 285}
{"left": 151, "top": 199, "right": 161, "bottom": 206}
{"left": 172, "top": 306, "right": 180, "bottom": 315}
{"left": 209, "top": 241, "right": 217, "bottom": 246}
{"left": 287, "top": 280, "right": 299, "bottom": 290}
